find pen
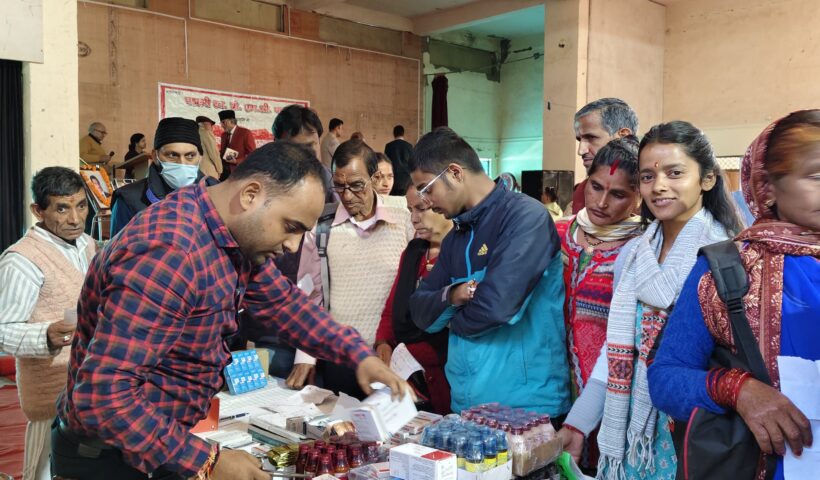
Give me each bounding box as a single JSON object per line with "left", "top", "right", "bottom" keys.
{"left": 219, "top": 412, "right": 249, "bottom": 422}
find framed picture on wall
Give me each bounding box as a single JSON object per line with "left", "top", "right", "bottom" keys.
{"left": 80, "top": 167, "right": 114, "bottom": 209}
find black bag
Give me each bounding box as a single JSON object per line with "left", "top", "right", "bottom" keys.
{"left": 673, "top": 240, "right": 776, "bottom": 480}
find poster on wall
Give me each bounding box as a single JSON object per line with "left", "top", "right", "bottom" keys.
{"left": 158, "top": 83, "right": 309, "bottom": 149}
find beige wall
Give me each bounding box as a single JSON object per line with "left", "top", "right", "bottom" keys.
{"left": 543, "top": 0, "right": 589, "bottom": 174}
{"left": 587, "top": 0, "right": 664, "bottom": 147}
{"left": 77, "top": 2, "right": 422, "bottom": 164}
{"left": 543, "top": 0, "right": 664, "bottom": 182}
{"left": 664, "top": 0, "right": 820, "bottom": 156}
{"left": 23, "top": 0, "right": 79, "bottom": 226}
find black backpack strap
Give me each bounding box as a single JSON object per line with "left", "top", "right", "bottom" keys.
{"left": 316, "top": 202, "right": 338, "bottom": 310}
{"left": 699, "top": 240, "right": 772, "bottom": 386}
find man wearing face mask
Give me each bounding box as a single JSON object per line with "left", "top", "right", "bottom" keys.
{"left": 110, "top": 117, "right": 215, "bottom": 237}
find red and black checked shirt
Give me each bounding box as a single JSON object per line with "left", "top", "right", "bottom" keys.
{"left": 57, "top": 180, "right": 372, "bottom": 476}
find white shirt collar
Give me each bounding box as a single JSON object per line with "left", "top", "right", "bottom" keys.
{"left": 32, "top": 224, "right": 90, "bottom": 252}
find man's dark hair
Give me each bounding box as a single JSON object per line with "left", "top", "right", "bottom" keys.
{"left": 393, "top": 125, "right": 405, "bottom": 138}
{"left": 574, "top": 98, "right": 638, "bottom": 136}
{"left": 31, "top": 167, "right": 86, "bottom": 209}
{"left": 230, "top": 141, "right": 329, "bottom": 195}
{"left": 409, "top": 127, "right": 483, "bottom": 174}
{"left": 272, "top": 105, "right": 324, "bottom": 140}
{"left": 332, "top": 139, "right": 378, "bottom": 177}
{"left": 329, "top": 118, "right": 343, "bottom": 132}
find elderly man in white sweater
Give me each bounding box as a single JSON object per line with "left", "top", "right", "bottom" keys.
{"left": 0, "top": 167, "right": 96, "bottom": 480}
{"left": 288, "top": 139, "right": 414, "bottom": 397}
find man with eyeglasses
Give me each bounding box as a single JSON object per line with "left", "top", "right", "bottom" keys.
{"left": 407, "top": 127, "right": 571, "bottom": 420}
{"left": 79, "top": 122, "right": 114, "bottom": 166}
{"left": 286, "top": 139, "right": 414, "bottom": 397}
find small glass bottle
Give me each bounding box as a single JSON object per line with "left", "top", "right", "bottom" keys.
{"left": 333, "top": 449, "right": 350, "bottom": 480}
{"left": 304, "top": 450, "right": 320, "bottom": 478}
{"left": 452, "top": 433, "right": 469, "bottom": 469}
{"left": 295, "top": 443, "right": 311, "bottom": 474}
{"left": 316, "top": 454, "right": 333, "bottom": 476}
{"left": 364, "top": 442, "right": 379, "bottom": 464}
{"left": 465, "top": 439, "right": 484, "bottom": 473}
{"left": 495, "top": 429, "right": 509, "bottom": 465}
{"left": 349, "top": 445, "right": 364, "bottom": 469}
{"left": 482, "top": 434, "right": 498, "bottom": 470}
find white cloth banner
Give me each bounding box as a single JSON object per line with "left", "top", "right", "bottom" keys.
{"left": 158, "top": 83, "right": 309, "bottom": 149}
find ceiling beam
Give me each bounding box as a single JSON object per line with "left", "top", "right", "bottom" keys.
{"left": 411, "top": 0, "right": 543, "bottom": 36}
{"left": 289, "top": 0, "right": 413, "bottom": 32}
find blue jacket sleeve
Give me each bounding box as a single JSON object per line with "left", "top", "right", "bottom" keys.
{"left": 648, "top": 256, "right": 726, "bottom": 420}
{"left": 110, "top": 196, "right": 134, "bottom": 238}
{"left": 408, "top": 235, "right": 454, "bottom": 333}
{"left": 451, "top": 202, "right": 556, "bottom": 338}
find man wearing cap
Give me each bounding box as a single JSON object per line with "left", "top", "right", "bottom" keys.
{"left": 196, "top": 115, "right": 222, "bottom": 180}
{"left": 110, "top": 117, "right": 213, "bottom": 237}
{"left": 218, "top": 109, "right": 256, "bottom": 180}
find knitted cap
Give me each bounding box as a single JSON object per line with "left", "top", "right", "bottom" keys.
{"left": 154, "top": 117, "right": 202, "bottom": 154}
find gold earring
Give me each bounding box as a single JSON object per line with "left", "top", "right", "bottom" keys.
{"left": 764, "top": 199, "right": 775, "bottom": 208}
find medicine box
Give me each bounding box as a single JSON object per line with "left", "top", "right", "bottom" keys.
{"left": 389, "top": 443, "right": 457, "bottom": 480}
{"left": 223, "top": 349, "right": 268, "bottom": 395}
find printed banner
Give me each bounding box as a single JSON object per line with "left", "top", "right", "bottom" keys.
{"left": 158, "top": 83, "right": 309, "bottom": 149}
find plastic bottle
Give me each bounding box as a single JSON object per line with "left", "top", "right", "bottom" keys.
{"left": 540, "top": 415, "right": 556, "bottom": 442}
{"left": 495, "top": 429, "right": 509, "bottom": 465}
{"left": 465, "top": 439, "right": 485, "bottom": 473}
{"left": 510, "top": 427, "right": 526, "bottom": 456}
{"left": 482, "top": 433, "right": 498, "bottom": 470}
{"left": 334, "top": 450, "right": 350, "bottom": 480}
{"left": 316, "top": 454, "right": 333, "bottom": 476}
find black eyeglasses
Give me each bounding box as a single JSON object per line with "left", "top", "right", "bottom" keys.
{"left": 332, "top": 180, "right": 370, "bottom": 195}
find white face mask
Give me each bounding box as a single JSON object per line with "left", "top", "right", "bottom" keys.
{"left": 158, "top": 161, "right": 199, "bottom": 189}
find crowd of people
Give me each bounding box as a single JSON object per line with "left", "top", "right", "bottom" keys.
{"left": 0, "top": 98, "right": 816, "bottom": 480}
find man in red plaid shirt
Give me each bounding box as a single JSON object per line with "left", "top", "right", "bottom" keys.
{"left": 51, "top": 141, "right": 409, "bottom": 480}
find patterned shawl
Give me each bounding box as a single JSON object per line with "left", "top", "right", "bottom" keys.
{"left": 698, "top": 116, "right": 820, "bottom": 479}
{"left": 598, "top": 209, "right": 729, "bottom": 479}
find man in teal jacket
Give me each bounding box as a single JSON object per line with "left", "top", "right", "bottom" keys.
{"left": 408, "top": 127, "right": 570, "bottom": 417}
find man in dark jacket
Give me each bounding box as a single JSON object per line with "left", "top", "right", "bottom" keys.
{"left": 407, "top": 127, "right": 570, "bottom": 416}
{"left": 384, "top": 125, "right": 413, "bottom": 195}
{"left": 110, "top": 117, "right": 213, "bottom": 237}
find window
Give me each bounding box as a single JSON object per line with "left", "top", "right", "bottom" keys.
{"left": 480, "top": 158, "right": 492, "bottom": 177}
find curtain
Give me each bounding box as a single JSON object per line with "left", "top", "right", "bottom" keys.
{"left": 431, "top": 74, "right": 448, "bottom": 130}
{"left": 0, "top": 60, "right": 25, "bottom": 251}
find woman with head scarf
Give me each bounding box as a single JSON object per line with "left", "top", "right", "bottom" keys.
{"left": 648, "top": 110, "right": 820, "bottom": 480}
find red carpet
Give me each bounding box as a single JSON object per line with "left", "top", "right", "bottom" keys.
{"left": 0, "top": 356, "right": 25, "bottom": 478}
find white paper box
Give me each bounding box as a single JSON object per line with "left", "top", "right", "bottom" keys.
{"left": 389, "top": 443, "right": 457, "bottom": 480}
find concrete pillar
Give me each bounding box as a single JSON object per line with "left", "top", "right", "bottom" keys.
{"left": 22, "top": 0, "right": 79, "bottom": 226}
{"left": 543, "top": 0, "right": 589, "bottom": 182}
